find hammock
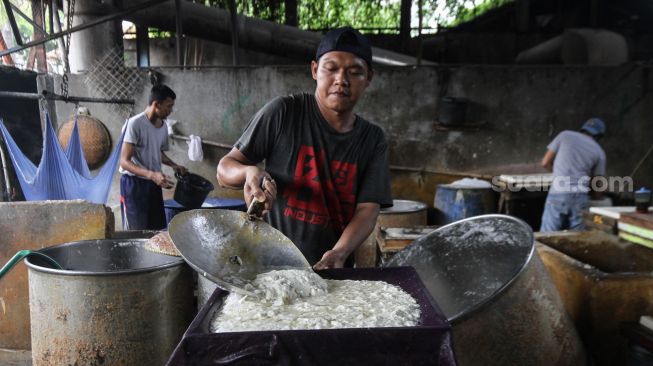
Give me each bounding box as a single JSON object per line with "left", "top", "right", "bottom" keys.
{"left": 0, "top": 114, "right": 124, "bottom": 204}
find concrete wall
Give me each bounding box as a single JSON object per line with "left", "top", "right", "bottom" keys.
{"left": 124, "top": 38, "right": 304, "bottom": 67}
{"left": 49, "top": 64, "right": 653, "bottom": 215}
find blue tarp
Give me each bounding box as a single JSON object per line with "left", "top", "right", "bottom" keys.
{"left": 0, "top": 114, "right": 124, "bottom": 204}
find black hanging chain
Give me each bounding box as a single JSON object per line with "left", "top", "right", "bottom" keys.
{"left": 38, "top": 92, "right": 48, "bottom": 120}
{"left": 61, "top": 0, "right": 76, "bottom": 99}
{"left": 61, "top": 74, "right": 68, "bottom": 99}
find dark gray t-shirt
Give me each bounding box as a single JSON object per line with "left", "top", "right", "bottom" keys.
{"left": 235, "top": 93, "right": 393, "bottom": 264}
{"left": 119, "top": 112, "right": 169, "bottom": 177}
{"left": 548, "top": 130, "right": 606, "bottom": 194}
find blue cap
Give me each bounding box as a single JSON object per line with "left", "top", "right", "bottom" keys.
{"left": 581, "top": 118, "right": 606, "bottom": 136}
{"left": 316, "top": 27, "right": 373, "bottom": 67}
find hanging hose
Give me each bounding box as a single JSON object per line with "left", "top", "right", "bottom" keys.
{"left": 0, "top": 134, "right": 12, "bottom": 201}
{"left": 0, "top": 250, "right": 63, "bottom": 280}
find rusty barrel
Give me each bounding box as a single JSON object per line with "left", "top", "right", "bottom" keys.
{"left": 386, "top": 214, "right": 586, "bottom": 365}
{"left": 434, "top": 179, "right": 497, "bottom": 225}
{"left": 25, "top": 239, "right": 194, "bottom": 366}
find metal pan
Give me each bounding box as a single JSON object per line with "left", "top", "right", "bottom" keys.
{"left": 168, "top": 209, "right": 311, "bottom": 296}
{"left": 385, "top": 214, "right": 586, "bottom": 365}
{"left": 385, "top": 214, "right": 534, "bottom": 322}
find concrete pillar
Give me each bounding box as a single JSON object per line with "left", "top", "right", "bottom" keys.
{"left": 68, "top": 0, "right": 123, "bottom": 73}
{"left": 136, "top": 25, "right": 150, "bottom": 68}
{"left": 400, "top": 0, "right": 412, "bottom": 52}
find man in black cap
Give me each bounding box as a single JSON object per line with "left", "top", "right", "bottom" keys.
{"left": 217, "top": 27, "right": 392, "bottom": 269}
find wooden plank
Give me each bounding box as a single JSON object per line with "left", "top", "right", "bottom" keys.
{"left": 589, "top": 206, "right": 651, "bottom": 220}
{"left": 620, "top": 212, "right": 653, "bottom": 231}
{"left": 619, "top": 232, "right": 653, "bottom": 249}
{"left": 381, "top": 226, "right": 438, "bottom": 239}
{"left": 582, "top": 212, "right": 617, "bottom": 234}
{"left": 584, "top": 220, "right": 616, "bottom": 234}
{"left": 497, "top": 173, "right": 552, "bottom": 189}
{"left": 583, "top": 211, "right": 618, "bottom": 226}
{"left": 380, "top": 238, "right": 414, "bottom": 252}
{"left": 377, "top": 226, "right": 438, "bottom": 253}
{"left": 618, "top": 222, "right": 653, "bottom": 240}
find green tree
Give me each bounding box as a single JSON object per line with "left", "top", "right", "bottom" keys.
{"left": 204, "top": 0, "right": 401, "bottom": 33}
{"left": 444, "top": 0, "right": 512, "bottom": 26}
{"left": 0, "top": 0, "right": 34, "bottom": 45}
{"left": 298, "top": 0, "right": 401, "bottom": 32}
{"left": 0, "top": 0, "right": 64, "bottom": 71}
{"left": 204, "top": 0, "right": 511, "bottom": 33}
{"left": 0, "top": 0, "right": 62, "bottom": 50}
{"left": 203, "top": 0, "right": 286, "bottom": 22}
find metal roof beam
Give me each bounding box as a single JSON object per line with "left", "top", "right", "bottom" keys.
{"left": 9, "top": 2, "right": 46, "bottom": 35}
{"left": 2, "top": 0, "right": 23, "bottom": 45}
{"left": 0, "top": 0, "right": 169, "bottom": 58}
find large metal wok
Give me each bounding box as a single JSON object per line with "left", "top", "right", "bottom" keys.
{"left": 385, "top": 214, "right": 586, "bottom": 365}
{"left": 386, "top": 214, "right": 534, "bottom": 321}
{"left": 168, "top": 209, "right": 310, "bottom": 295}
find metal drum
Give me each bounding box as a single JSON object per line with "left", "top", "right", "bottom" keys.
{"left": 434, "top": 181, "right": 497, "bottom": 224}
{"left": 25, "top": 239, "right": 194, "bottom": 366}
{"left": 379, "top": 199, "right": 428, "bottom": 227}
{"left": 386, "top": 215, "right": 586, "bottom": 365}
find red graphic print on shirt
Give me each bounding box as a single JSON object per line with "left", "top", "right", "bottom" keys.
{"left": 283, "top": 145, "right": 357, "bottom": 232}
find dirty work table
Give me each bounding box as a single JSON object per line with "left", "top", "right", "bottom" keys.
{"left": 584, "top": 206, "right": 652, "bottom": 235}
{"left": 494, "top": 174, "right": 552, "bottom": 229}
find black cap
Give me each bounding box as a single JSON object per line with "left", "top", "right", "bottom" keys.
{"left": 315, "top": 27, "right": 373, "bottom": 67}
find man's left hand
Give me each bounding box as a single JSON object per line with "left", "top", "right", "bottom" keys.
{"left": 313, "top": 249, "right": 348, "bottom": 270}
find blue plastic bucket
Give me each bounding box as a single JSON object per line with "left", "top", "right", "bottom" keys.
{"left": 434, "top": 183, "right": 497, "bottom": 224}
{"left": 163, "top": 198, "right": 246, "bottom": 227}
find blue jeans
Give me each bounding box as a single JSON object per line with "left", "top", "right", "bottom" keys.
{"left": 540, "top": 193, "right": 589, "bottom": 232}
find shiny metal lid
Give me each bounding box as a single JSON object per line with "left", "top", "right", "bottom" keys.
{"left": 381, "top": 199, "right": 428, "bottom": 214}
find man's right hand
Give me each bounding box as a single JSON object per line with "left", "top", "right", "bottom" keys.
{"left": 244, "top": 167, "right": 277, "bottom": 213}
{"left": 150, "top": 171, "right": 173, "bottom": 188}
{"left": 216, "top": 148, "right": 277, "bottom": 212}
